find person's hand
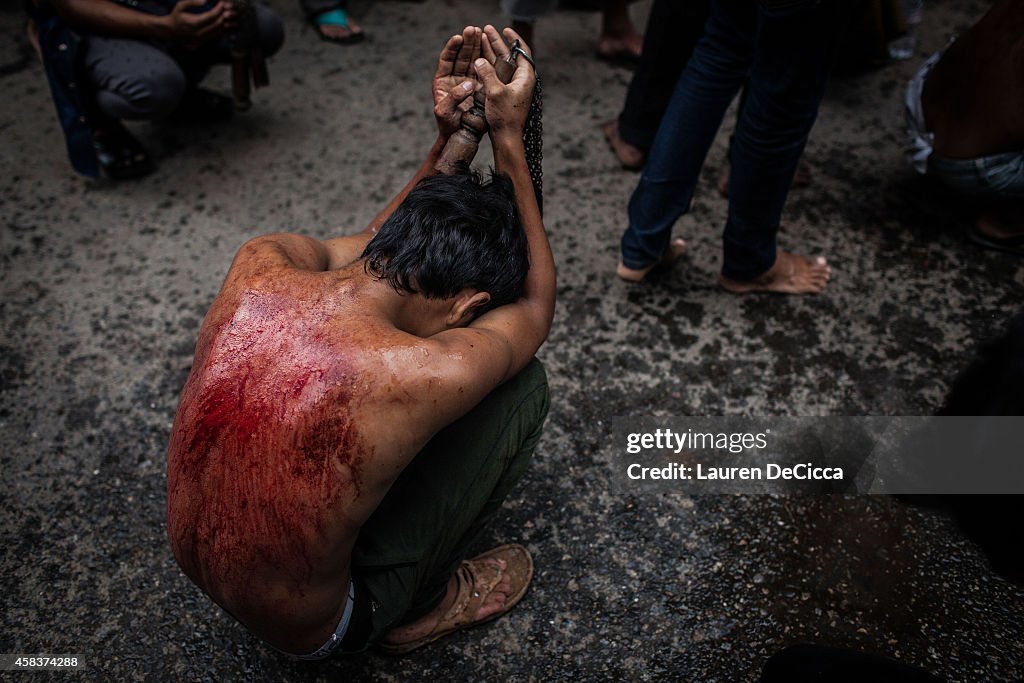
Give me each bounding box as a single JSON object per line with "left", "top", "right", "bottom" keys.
{"left": 432, "top": 26, "right": 483, "bottom": 138}
{"left": 475, "top": 25, "right": 535, "bottom": 144}
{"left": 160, "top": 0, "right": 228, "bottom": 43}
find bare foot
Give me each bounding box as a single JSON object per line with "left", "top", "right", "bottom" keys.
{"left": 975, "top": 211, "right": 1024, "bottom": 240}
{"left": 601, "top": 120, "right": 646, "bottom": 169}
{"left": 617, "top": 238, "right": 687, "bottom": 282}
{"left": 598, "top": 0, "right": 642, "bottom": 62}
{"left": 717, "top": 160, "right": 813, "bottom": 198}
{"left": 380, "top": 558, "right": 513, "bottom": 648}
{"left": 718, "top": 251, "right": 831, "bottom": 294}
{"left": 970, "top": 209, "right": 1024, "bottom": 255}
{"left": 597, "top": 33, "right": 642, "bottom": 62}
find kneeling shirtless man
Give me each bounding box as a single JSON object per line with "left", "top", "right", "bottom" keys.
{"left": 166, "top": 26, "right": 553, "bottom": 657}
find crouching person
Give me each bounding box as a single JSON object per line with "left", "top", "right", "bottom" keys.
{"left": 27, "top": 0, "right": 284, "bottom": 179}
{"left": 166, "top": 26, "right": 554, "bottom": 656}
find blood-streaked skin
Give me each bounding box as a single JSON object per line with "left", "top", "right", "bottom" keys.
{"left": 165, "top": 243, "right": 488, "bottom": 653}
{"left": 167, "top": 286, "right": 370, "bottom": 643}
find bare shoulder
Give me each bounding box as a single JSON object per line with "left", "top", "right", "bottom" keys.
{"left": 224, "top": 234, "right": 327, "bottom": 287}
{"left": 363, "top": 327, "right": 514, "bottom": 434}
{"left": 201, "top": 235, "right": 327, "bottom": 325}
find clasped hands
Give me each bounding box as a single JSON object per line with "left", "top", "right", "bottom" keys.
{"left": 432, "top": 25, "right": 536, "bottom": 146}
{"left": 161, "top": 0, "right": 240, "bottom": 44}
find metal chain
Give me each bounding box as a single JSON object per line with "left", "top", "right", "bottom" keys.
{"left": 522, "top": 74, "right": 543, "bottom": 215}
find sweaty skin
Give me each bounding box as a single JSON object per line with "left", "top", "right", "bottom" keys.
{"left": 168, "top": 247, "right": 529, "bottom": 654}
{"left": 920, "top": 0, "right": 1024, "bottom": 238}
{"left": 921, "top": 0, "right": 1024, "bottom": 161}
{"left": 167, "top": 260, "right": 424, "bottom": 653}
{"left": 167, "top": 25, "right": 553, "bottom": 656}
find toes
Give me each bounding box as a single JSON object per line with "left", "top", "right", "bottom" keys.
{"left": 806, "top": 255, "right": 830, "bottom": 277}
{"left": 660, "top": 238, "right": 687, "bottom": 265}
{"left": 489, "top": 572, "right": 513, "bottom": 595}
{"left": 477, "top": 580, "right": 512, "bottom": 619}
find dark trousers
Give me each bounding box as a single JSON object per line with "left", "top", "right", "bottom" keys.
{"left": 83, "top": 4, "right": 283, "bottom": 120}
{"left": 619, "top": 0, "right": 851, "bottom": 279}
{"left": 617, "top": 0, "right": 709, "bottom": 151}
{"left": 345, "top": 359, "right": 550, "bottom": 650}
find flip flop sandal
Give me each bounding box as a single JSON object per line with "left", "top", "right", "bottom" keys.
{"left": 311, "top": 8, "right": 365, "bottom": 45}
{"left": 168, "top": 87, "right": 235, "bottom": 124}
{"left": 967, "top": 224, "right": 1024, "bottom": 256}
{"left": 376, "top": 544, "right": 534, "bottom": 655}
{"left": 92, "top": 120, "right": 154, "bottom": 180}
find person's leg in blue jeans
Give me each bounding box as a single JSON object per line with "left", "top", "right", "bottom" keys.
{"left": 618, "top": 0, "right": 755, "bottom": 279}
{"left": 720, "top": 1, "right": 850, "bottom": 289}
{"left": 619, "top": 1, "right": 848, "bottom": 293}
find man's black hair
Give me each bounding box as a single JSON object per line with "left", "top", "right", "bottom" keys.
{"left": 361, "top": 168, "right": 529, "bottom": 318}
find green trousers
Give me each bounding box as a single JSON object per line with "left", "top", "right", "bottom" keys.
{"left": 348, "top": 358, "right": 549, "bottom": 648}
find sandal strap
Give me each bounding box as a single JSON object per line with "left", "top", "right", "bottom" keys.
{"left": 314, "top": 8, "right": 350, "bottom": 27}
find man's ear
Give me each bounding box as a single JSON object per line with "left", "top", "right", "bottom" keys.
{"left": 447, "top": 291, "right": 491, "bottom": 327}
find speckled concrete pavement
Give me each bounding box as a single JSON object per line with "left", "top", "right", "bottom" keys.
{"left": 2, "top": 0, "right": 1023, "bottom": 680}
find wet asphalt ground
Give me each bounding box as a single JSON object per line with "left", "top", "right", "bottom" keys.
{"left": 2, "top": 0, "right": 1023, "bottom": 680}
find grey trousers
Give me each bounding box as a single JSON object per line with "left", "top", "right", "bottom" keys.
{"left": 82, "top": 4, "right": 284, "bottom": 120}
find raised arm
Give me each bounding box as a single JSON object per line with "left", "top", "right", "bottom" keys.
{"left": 321, "top": 27, "right": 484, "bottom": 269}
{"left": 387, "top": 27, "right": 552, "bottom": 438}
{"left": 218, "top": 29, "right": 485, "bottom": 281}
{"left": 434, "top": 27, "right": 555, "bottom": 385}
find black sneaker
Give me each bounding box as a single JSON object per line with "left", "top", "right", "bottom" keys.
{"left": 92, "top": 119, "right": 155, "bottom": 180}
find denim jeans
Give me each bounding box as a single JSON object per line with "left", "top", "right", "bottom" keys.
{"left": 928, "top": 152, "right": 1024, "bottom": 200}
{"left": 617, "top": 0, "right": 710, "bottom": 151}
{"left": 619, "top": 0, "right": 851, "bottom": 280}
